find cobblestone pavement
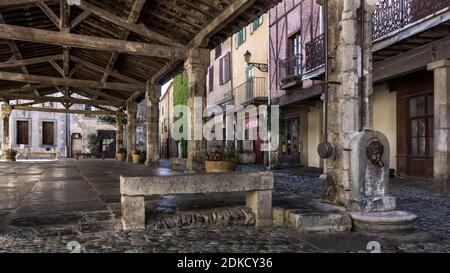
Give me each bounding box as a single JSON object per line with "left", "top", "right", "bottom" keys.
{"left": 0, "top": 160, "right": 449, "bottom": 253}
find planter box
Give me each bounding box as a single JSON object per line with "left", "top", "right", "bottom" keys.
{"left": 240, "top": 153, "right": 256, "bottom": 164}
{"left": 205, "top": 161, "right": 237, "bottom": 173}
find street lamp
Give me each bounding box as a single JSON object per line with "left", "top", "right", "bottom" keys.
{"left": 243, "top": 50, "right": 268, "bottom": 72}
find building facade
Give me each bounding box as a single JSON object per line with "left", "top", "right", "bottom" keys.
{"left": 206, "top": 14, "right": 269, "bottom": 163}
{"left": 0, "top": 99, "right": 116, "bottom": 159}
{"left": 268, "top": 0, "right": 450, "bottom": 185}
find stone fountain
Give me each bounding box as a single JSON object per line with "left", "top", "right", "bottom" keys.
{"left": 347, "top": 130, "right": 417, "bottom": 233}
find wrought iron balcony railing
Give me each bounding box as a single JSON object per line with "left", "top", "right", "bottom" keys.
{"left": 234, "top": 77, "right": 267, "bottom": 105}
{"left": 278, "top": 54, "right": 303, "bottom": 87}
{"left": 373, "top": 0, "right": 450, "bottom": 40}
{"left": 305, "top": 33, "right": 325, "bottom": 72}
{"left": 216, "top": 90, "right": 234, "bottom": 105}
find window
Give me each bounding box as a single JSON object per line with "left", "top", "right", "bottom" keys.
{"left": 288, "top": 32, "right": 302, "bottom": 75}
{"left": 42, "top": 122, "right": 55, "bottom": 146}
{"left": 219, "top": 52, "right": 231, "bottom": 85}
{"left": 208, "top": 65, "right": 214, "bottom": 92}
{"left": 85, "top": 105, "right": 92, "bottom": 111}
{"left": 16, "top": 121, "right": 29, "bottom": 145}
{"left": 214, "top": 44, "right": 222, "bottom": 60}
{"left": 409, "top": 95, "right": 433, "bottom": 156}
{"left": 250, "top": 16, "right": 263, "bottom": 34}
{"left": 235, "top": 28, "right": 246, "bottom": 48}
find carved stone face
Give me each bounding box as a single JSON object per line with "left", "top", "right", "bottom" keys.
{"left": 366, "top": 140, "right": 384, "bottom": 168}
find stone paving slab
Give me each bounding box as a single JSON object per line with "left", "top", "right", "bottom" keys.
{"left": 0, "top": 159, "right": 449, "bottom": 252}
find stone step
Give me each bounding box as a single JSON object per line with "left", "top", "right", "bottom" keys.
{"left": 273, "top": 207, "right": 352, "bottom": 232}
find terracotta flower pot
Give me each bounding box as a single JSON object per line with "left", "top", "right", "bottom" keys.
{"left": 205, "top": 160, "right": 236, "bottom": 173}
{"left": 117, "top": 153, "right": 126, "bottom": 162}
{"left": 132, "top": 154, "right": 142, "bottom": 164}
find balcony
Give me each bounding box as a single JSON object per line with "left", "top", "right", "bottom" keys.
{"left": 278, "top": 54, "right": 303, "bottom": 90}
{"left": 216, "top": 90, "right": 234, "bottom": 106}
{"left": 234, "top": 77, "right": 267, "bottom": 106}
{"left": 373, "top": 0, "right": 450, "bottom": 41}
{"left": 300, "top": 0, "right": 449, "bottom": 70}
{"left": 305, "top": 33, "right": 325, "bottom": 72}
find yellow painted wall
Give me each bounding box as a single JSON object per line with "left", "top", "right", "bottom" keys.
{"left": 232, "top": 14, "right": 269, "bottom": 106}
{"left": 206, "top": 38, "right": 233, "bottom": 106}
{"left": 373, "top": 83, "right": 397, "bottom": 170}
{"left": 307, "top": 103, "right": 323, "bottom": 168}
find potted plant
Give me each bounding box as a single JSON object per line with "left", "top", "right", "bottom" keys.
{"left": 205, "top": 149, "right": 239, "bottom": 173}
{"left": 116, "top": 148, "right": 127, "bottom": 162}
{"left": 132, "top": 150, "right": 142, "bottom": 164}
{"left": 239, "top": 150, "right": 256, "bottom": 164}
{"left": 3, "top": 149, "right": 18, "bottom": 162}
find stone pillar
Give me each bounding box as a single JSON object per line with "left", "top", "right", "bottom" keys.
{"left": 323, "top": 0, "right": 377, "bottom": 205}
{"left": 126, "top": 100, "right": 137, "bottom": 163}
{"left": 184, "top": 48, "right": 210, "bottom": 172}
{"left": 115, "top": 113, "right": 124, "bottom": 158}
{"left": 428, "top": 60, "right": 450, "bottom": 196}
{"left": 1, "top": 104, "right": 12, "bottom": 154}
{"left": 145, "top": 82, "right": 161, "bottom": 166}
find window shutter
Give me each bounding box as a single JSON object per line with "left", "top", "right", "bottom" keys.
{"left": 208, "top": 66, "right": 214, "bottom": 92}
{"left": 224, "top": 52, "right": 231, "bottom": 83}
{"left": 219, "top": 57, "right": 224, "bottom": 85}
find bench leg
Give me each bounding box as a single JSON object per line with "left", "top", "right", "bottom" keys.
{"left": 121, "top": 195, "right": 145, "bottom": 231}
{"left": 246, "top": 190, "right": 272, "bottom": 227}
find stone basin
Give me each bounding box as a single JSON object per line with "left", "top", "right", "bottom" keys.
{"left": 350, "top": 211, "right": 418, "bottom": 233}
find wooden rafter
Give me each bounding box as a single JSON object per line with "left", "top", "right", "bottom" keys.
{"left": 0, "top": 24, "right": 188, "bottom": 59}
{"left": 37, "top": 1, "right": 61, "bottom": 29}
{"left": 100, "top": 0, "right": 146, "bottom": 83}
{"left": 11, "top": 105, "right": 123, "bottom": 116}
{"left": 0, "top": 71, "right": 146, "bottom": 92}
{"left": 77, "top": 0, "right": 183, "bottom": 47}
{"left": 0, "top": 92, "right": 124, "bottom": 107}
{"left": 193, "top": 0, "right": 257, "bottom": 47}
{"left": 70, "top": 55, "right": 141, "bottom": 84}
{"left": 0, "top": 54, "right": 62, "bottom": 69}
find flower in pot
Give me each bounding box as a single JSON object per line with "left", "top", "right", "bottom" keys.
{"left": 116, "top": 148, "right": 127, "bottom": 161}
{"left": 3, "top": 149, "right": 18, "bottom": 162}
{"left": 205, "top": 149, "right": 239, "bottom": 173}
{"left": 132, "top": 150, "right": 142, "bottom": 164}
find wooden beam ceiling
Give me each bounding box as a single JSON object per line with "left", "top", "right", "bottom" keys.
{"left": 0, "top": 54, "right": 62, "bottom": 68}
{"left": 0, "top": 71, "right": 146, "bottom": 92}
{"left": 11, "top": 105, "right": 123, "bottom": 116}
{"left": 193, "top": 0, "right": 257, "bottom": 47}
{"left": 77, "top": 0, "right": 183, "bottom": 47}
{"left": 0, "top": 24, "right": 189, "bottom": 59}
{"left": 0, "top": 92, "right": 123, "bottom": 107}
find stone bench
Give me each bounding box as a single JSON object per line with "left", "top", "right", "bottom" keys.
{"left": 26, "top": 152, "right": 58, "bottom": 159}
{"left": 120, "top": 171, "right": 274, "bottom": 230}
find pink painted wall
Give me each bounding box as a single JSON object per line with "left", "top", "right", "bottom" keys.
{"left": 269, "top": 0, "right": 323, "bottom": 99}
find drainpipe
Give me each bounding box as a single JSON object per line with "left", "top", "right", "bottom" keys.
{"left": 66, "top": 112, "right": 70, "bottom": 158}
{"left": 359, "top": 0, "right": 366, "bottom": 132}
{"left": 267, "top": 22, "right": 272, "bottom": 170}
{"left": 317, "top": 0, "right": 334, "bottom": 161}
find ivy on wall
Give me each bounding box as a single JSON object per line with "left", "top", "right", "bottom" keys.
{"left": 172, "top": 71, "right": 188, "bottom": 158}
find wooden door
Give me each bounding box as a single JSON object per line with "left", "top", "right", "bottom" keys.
{"left": 97, "top": 130, "right": 116, "bottom": 158}
{"left": 395, "top": 70, "right": 434, "bottom": 178}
